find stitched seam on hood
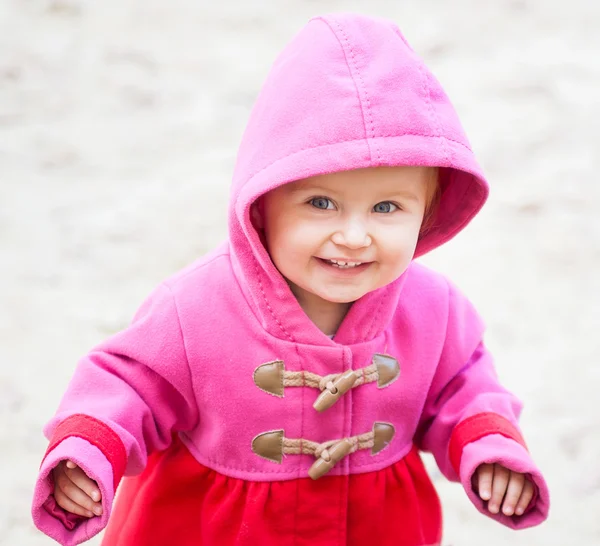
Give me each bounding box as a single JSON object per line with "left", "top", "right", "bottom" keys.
{"left": 253, "top": 257, "right": 296, "bottom": 342}
{"left": 418, "top": 61, "right": 451, "bottom": 166}
{"left": 316, "top": 17, "right": 379, "bottom": 164}
{"left": 332, "top": 19, "right": 382, "bottom": 164}
{"left": 241, "top": 134, "right": 471, "bottom": 192}
{"left": 427, "top": 71, "right": 453, "bottom": 165}
{"left": 374, "top": 133, "right": 471, "bottom": 149}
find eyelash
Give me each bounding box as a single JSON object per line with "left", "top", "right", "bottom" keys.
{"left": 308, "top": 198, "right": 400, "bottom": 213}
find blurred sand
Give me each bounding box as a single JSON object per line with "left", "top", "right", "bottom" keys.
{"left": 1, "top": 0, "right": 599, "bottom": 544}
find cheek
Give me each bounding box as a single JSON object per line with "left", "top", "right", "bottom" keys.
{"left": 266, "top": 222, "right": 320, "bottom": 269}
{"left": 377, "top": 225, "right": 421, "bottom": 266}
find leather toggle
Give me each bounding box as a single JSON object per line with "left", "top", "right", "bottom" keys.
{"left": 308, "top": 439, "right": 353, "bottom": 480}
{"left": 251, "top": 422, "right": 396, "bottom": 479}
{"left": 312, "top": 370, "right": 357, "bottom": 412}
{"left": 253, "top": 354, "right": 400, "bottom": 411}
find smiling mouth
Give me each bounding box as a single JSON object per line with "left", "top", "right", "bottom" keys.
{"left": 319, "top": 258, "right": 368, "bottom": 269}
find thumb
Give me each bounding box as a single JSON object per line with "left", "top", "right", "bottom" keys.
{"left": 65, "top": 460, "right": 77, "bottom": 469}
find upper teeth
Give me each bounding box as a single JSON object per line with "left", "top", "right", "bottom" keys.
{"left": 328, "top": 259, "right": 362, "bottom": 268}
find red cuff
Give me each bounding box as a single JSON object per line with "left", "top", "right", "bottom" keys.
{"left": 449, "top": 412, "right": 527, "bottom": 476}
{"left": 43, "top": 414, "right": 127, "bottom": 491}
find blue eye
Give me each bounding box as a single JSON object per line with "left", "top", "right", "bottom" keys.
{"left": 373, "top": 201, "right": 398, "bottom": 213}
{"left": 310, "top": 198, "right": 333, "bottom": 210}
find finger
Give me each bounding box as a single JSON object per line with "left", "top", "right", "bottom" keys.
{"left": 65, "top": 460, "right": 77, "bottom": 470}
{"left": 476, "top": 464, "right": 494, "bottom": 501}
{"left": 56, "top": 471, "right": 103, "bottom": 516}
{"left": 501, "top": 472, "right": 525, "bottom": 516}
{"left": 54, "top": 487, "right": 95, "bottom": 518}
{"left": 488, "top": 464, "right": 510, "bottom": 514}
{"left": 65, "top": 465, "right": 102, "bottom": 503}
{"left": 515, "top": 479, "right": 535, "bottom": 515}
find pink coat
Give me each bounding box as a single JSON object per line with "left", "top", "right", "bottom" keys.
{"left": 32, "top": 13, "right": 549, "bottom": 546}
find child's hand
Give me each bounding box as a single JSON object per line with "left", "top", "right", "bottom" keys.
{"left": 474, "top": 463, "right": 535, "bottom": 516}
{"left": 51, "top": 460, "right": 103, "bottom": 518}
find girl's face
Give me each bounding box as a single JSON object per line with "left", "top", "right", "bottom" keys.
{"left": 258, "top": 166, "right": 437, "bottom": 312}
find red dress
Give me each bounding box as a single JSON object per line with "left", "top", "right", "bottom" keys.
{"left": 102, "top": 435, "right": 442, "bottom": 546}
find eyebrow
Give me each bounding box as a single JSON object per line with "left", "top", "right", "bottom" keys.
{"left": 389, "top": 191, "right": 420, "bottom": 202}
{"left": 288, "top": 183, "right": 330, "bottom": 195}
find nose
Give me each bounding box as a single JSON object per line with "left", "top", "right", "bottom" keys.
{"left": 331, "top": 218, "right": 372, "bottom": 249}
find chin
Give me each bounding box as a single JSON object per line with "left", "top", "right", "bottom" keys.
{"left": 317, "top": 290, "right": 367, "bottom": 304}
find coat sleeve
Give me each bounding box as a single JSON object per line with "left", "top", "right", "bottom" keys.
{"left": 31, "top": 282, "right": 199, "bottom": 546}
{"left": 414, "top": 279, "right": 550, "bottom": 529}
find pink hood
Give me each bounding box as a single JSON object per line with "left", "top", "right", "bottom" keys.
{"left": 228, "top": 13, "right": 489, "bottom": 344}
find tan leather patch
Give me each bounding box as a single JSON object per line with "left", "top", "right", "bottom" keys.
{"left": 373, "top": 354, "right": 400, "bottom": 388}
{"left": 253, "top": 360, "right": 284, "bottom": 397}
{"left": 252, "top": 430, "right": 284, "bottom": 463}
{"left": 371, "top": 422, "right": 395, "bottom": 455}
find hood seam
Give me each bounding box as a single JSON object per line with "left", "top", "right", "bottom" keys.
{"left": 253, "top": 256, "right": 296, "bottom": 343}
{"left": 316, "top": 16, "right": 378, "bottom": 163}
{"left": 239, "top": 133, "right": 472, "bottom": 195}
{"left": 418, "top": 61, "right": 451, "bottom": 166}
{"left": 331, "top": 18, "right": 382, "bottom": 164}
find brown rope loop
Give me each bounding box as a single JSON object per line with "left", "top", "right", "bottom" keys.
{"left": 313, "top": 439, "right": 339, "bottom": 459}
{"left": 318, "top": 373, "right": 341, "bottom": 391}
{"left": 283, "top": 365, "right": 378, "bottom": 393}
{"left": 281, "top": 429, "right": 377, "bottom": 479}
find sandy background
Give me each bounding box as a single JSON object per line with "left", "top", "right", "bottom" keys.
{"left": 1, "top": 0, "right": 598, "bottom": 544}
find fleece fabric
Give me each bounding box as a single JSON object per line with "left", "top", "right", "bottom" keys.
{"left": 32, "top": 13, "right": 549, "bottom": 546}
